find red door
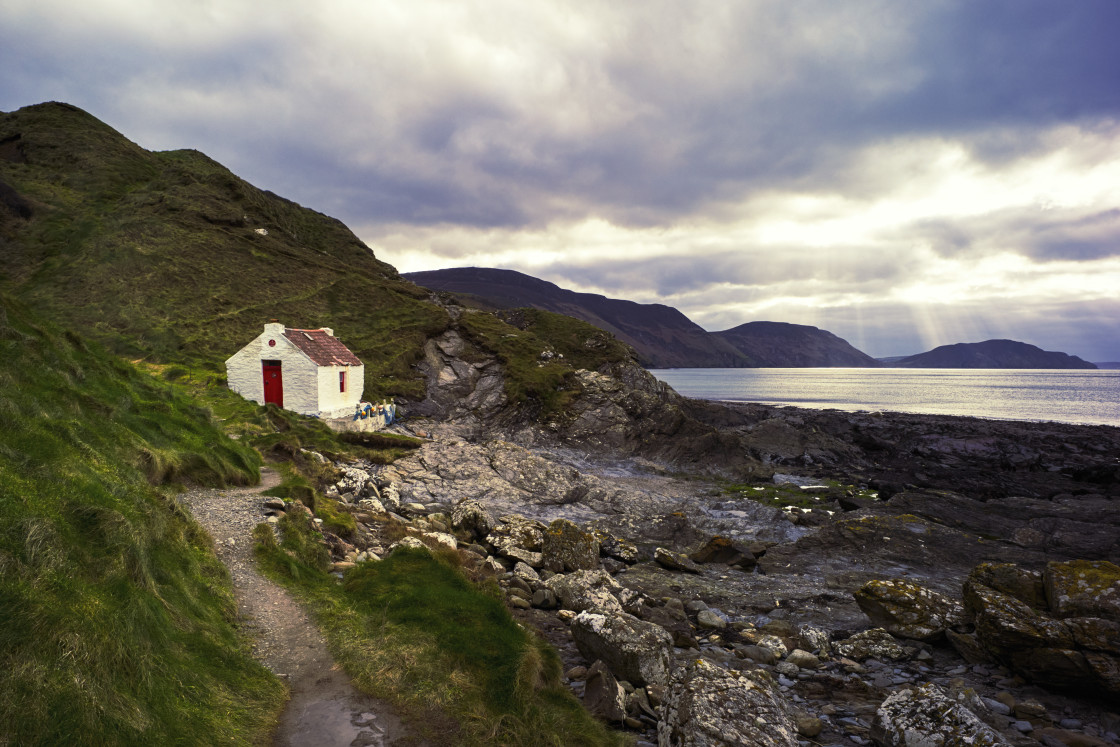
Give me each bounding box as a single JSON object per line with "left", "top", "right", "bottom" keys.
{"left": 262, "top": 360, "right": 283, "bottom": 407}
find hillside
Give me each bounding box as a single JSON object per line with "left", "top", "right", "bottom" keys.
{"left": 713, "top": 321, "right": 880, "bottom": 368}
{"left": 894, "top": 339, "right": 1098, "bottom": 369}
{"left": 0, "top": 102, "right": 450, "bottom": 398}
{"left": 405, "top": 267, "right": 752, "bottom": 368}
{"left": 0, "top": 295, "right": 284, "bottom": 743}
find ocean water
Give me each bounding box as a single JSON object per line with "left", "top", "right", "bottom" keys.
{"left": 648, "top": 368, "right": 1120, "bottom": 427}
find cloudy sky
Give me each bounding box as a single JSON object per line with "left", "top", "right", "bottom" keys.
{"left": 3, "top": 0, "right": 1119, "bottom": 360}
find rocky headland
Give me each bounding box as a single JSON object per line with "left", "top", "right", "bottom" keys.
{"left": 265, "top": 331, "right": 1120, "bottom": 746}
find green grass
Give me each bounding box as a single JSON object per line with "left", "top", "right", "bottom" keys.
{"left": 722, "top": 479, "right": 877, "bottom": 510}
{"left": 255, "top": 517, "right": 629, "bottom": 747}
{"left": 458, "top": 307, "right": 634, "bottom": 418}
{"left": 0, "top": 295, "right": 284, "bottom": 744}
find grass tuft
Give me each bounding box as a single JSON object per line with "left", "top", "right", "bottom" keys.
{"left": 255, "top": 521, "right": 628, "bottom": 746}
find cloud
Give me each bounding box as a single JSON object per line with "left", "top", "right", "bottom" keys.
{"left": 3, "top": 0, "right": 1119, "bottom": 359}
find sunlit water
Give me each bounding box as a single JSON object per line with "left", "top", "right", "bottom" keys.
{"left": 648, "top": 368, "right": 1120, "bottom": 427}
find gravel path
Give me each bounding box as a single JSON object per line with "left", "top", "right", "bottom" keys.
{"left": 182, "top": 467, "right": 412, "bottom": 747}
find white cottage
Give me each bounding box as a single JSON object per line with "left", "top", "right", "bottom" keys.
{"left": 225, "top": 322, "right": 364, "bottom": 418}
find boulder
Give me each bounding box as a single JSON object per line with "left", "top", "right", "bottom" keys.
{"left": 545, "top": 569, "right": 625, "bottom": 615}
{"left": 541, "top": 518, "right": 600, "bottom": 573}
{"left": 971, "top": 562, "right": 1047, "bottom": 609}
{"left": 964, "top": 564, "right": 1120, "bottom": 696}
{"left": 854, "top": 578, "right": 966, "bottom": 642}
{"left": 570, "top": 611, "right": 672, "bottom": 687}
{"left": 657, "top": 659, "right": 798, "bottom": 747}
{"left": 872, "top": 683, "right": 1012, "bottom": 746}
{"left": 450, "top": 499, "right": 495, "bottom": 539}
{"left": 689, "top": 535, "right": 755, "bottom": 569}
{"left": 784, "top": 649, "right": 821, "bottom": 670}
{"left": 654, "top": 547, "right": 702, "bottom": 574}
{"left": 1043, "top": 560, "right": 1120, "bottom": 621}
{"left": 696, "top": 609, "right": 727, "bottom": 630}
{"left": 797, "top": 624, "right": 832, "bottom": 658}
{"left": 487, "top": 515, "right": 546, "bottom": 567}
{"left": 833, "top": 628, "right": 907, "bottom": 661}
{"left": 584, "top": 660, "right": 626, "bottom": 723}
{"left": 597, "top": 531, "right": 642, "bottom": 564}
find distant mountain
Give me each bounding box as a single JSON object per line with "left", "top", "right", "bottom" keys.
{"left": 893, "top": 339, "right": 1097, "bottom": 369}
{"left": 405, "top": 267, "right": 879, "bottom": 368}
{"left": 405, "top": 267, "right": 752, "bottom": 368}
{"left": 714, "top": 321, "right": 881, "bottom": 368}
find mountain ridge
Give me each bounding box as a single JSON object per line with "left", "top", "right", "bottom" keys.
{"left": 405, "top": 267, "right": 879, "bottom": 368}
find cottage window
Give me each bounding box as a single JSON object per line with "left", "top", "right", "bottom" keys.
{"left": 339, "top": 371, "right": 347, "bottom": 393}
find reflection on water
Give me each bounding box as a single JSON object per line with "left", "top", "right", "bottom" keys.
{"left": 649, "top": 368, "right": 1120, "bottom": 427}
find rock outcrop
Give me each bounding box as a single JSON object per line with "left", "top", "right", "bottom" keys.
{"left": 657, "top": 659, "right": 799, "bottom": 747}
{"left": 963, "top": 560, "right": 1120, "bottom": 697}
{"left": 570, "top": 611, "right": 672, "bottom": 687}
{"left": 854, "top": 578, "right": 967, "bottom": 642}
{"left": 871, "top": 683, "right": 1012, "bottom": 746}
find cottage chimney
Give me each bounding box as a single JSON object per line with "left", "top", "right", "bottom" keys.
{"left": 321, "top": 327, "right": 334, "bottom": 336}
{"left": 264, "top": 321, "right": 284, "bottom": 336}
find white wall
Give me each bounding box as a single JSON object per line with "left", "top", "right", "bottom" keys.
{"left": 225, "top": 328, "right": 319, "bottom": 416}
{"left": 316, "top": 363, "right": 365, "bottom": 418}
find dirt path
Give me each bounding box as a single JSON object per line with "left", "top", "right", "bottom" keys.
{"left": 183, "top": 467, "right": 412, "bottom": 747}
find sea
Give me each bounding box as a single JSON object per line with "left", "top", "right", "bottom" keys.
{"left": 647, "top": 368, "right": 1120, "bottom": 428}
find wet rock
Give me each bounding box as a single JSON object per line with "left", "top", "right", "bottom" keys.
{"left": 657, "top": 659, "right": 798, "bottom": 747}
{"left": 872, "top": 683, "right": 1012, "bottom": 746}
{"left": 570, "top": 611, "right": 672, "bottom": 687}
{"left": 885, "top": 490, "right": 1120, "bottom": 562}
{"left": 541, "top": 518, "right": 600, "bottom": 573}
{"left": 545, "top": 569, "right": 625, "bottom": 614}
{"left": 854, "top": 578, "right": 966, "bottom": 642}
{"left": 654, "top": 547, "right": 702, "bottom": 574}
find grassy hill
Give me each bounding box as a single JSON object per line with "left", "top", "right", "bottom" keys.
{"left": 0, "top": 102, "right": 448, "bottom": 399}
{"left": 0, "top": 294, "right": 285, "bottom": 743}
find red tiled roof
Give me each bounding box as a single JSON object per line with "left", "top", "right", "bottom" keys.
{"left": 283, "top": 328, "right": 363, "bottom": 366}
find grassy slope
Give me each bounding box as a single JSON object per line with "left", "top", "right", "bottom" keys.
{"left": 0, "top": 295, "right": 284, "bottom": 744}
{"left": 0, "top": 102, "right": 449, "bottom": 399}
{"left": 255, "top": 523, "right": 628, "bottom": 747}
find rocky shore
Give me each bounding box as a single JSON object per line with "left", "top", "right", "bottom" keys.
{"left": 276, "top": 342, "right": 1120, "bottom": 745}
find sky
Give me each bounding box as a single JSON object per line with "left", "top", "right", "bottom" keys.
{"left": 3, "top": 0, "right": 1119, "bottom": 360}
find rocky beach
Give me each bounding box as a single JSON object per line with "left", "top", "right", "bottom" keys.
{"left": 261, "top": 330, "right": 1120, "bottom": 746}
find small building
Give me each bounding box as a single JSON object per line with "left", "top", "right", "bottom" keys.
{"left": 225, "top": 322, "right": 364, "bottom": 419}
